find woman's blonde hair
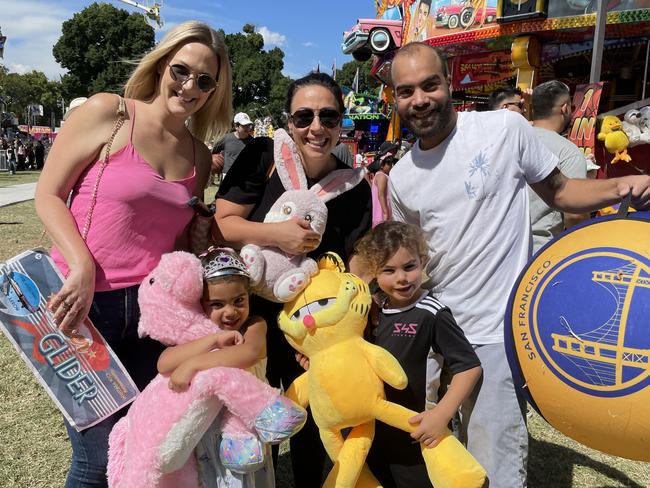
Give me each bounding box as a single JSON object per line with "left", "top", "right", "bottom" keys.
{"left": 124, "top": 20, "right": 233, "bottom": 143}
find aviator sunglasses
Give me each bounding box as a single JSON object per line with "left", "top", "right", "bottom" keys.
{"left": 290, "top": 108, "right": 342, "bottom": 129}
{"left": 168, "top": 63, "right": 217, "bottom": 93}
{"left": 503, "top": 100, "right": 525, "bottom": 110}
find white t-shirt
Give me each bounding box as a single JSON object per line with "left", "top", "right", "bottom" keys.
{"left": 390, "top": 110, "right": 558, "bottom": 344}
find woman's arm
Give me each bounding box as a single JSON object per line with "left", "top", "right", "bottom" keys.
{"left": 193, "top": 142, "right": 212, "bottom": 199}
{"left": 214, "top": 199, "right": 321, "bottom": 255}
{"left": 157, "top": 330, "right": 243, "bottom": 374}
{"left": 35, "top": 93, "right": 125, "bottom": 332}
{"left": 168, "top": 318, "right": 267, "bottom": 391}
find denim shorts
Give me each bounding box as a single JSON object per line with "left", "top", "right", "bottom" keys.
{"left": 63, "top": 285, "right": 165, "bottom": 488}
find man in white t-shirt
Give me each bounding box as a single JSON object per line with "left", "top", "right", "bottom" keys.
{"left": 530, "top": 80, "right": 589, "bottom": 252}
{"left": 388, "top": 42, "right": 650, "bottom": 488}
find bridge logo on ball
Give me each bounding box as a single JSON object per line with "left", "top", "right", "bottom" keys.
{"left": 526, "top": 248, "right": 650, "bottom": 397}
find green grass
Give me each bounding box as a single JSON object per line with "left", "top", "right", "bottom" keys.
{"left": 1, "top": 200, "right": 649, "bottom": 487}
{"left": 0, "top": 171, "right": 41, "bottom": 188}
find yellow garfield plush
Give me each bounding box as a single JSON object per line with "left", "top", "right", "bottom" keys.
{"left": 278, "top": 253, "right": 486, "bottom": 488}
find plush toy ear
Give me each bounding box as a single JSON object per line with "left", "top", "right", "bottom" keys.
{"left": 317, "top": 252, "right": 345, "bottom": 272}
{"left": 310, "top": 167, "right": 366, "bottom": 204}
{"left": 274, "top": 128, "right": 308, "bottom": 191}
{"left": 154, "top": 251, "right": 204, "bottom": 303}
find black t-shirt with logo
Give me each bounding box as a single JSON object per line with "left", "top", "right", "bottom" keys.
{"left": 369, "top": 290, "right": 480, "bottom": 467}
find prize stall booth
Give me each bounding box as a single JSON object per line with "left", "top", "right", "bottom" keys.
{"left": 340, "top": 87, "right": 393, "bottom": 166}
{"left": 344, "top": 0, "right": 650, "bottom": 180}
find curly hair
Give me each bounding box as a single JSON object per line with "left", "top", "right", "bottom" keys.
{"left": 354, "top": 221, "right": 429, "bottom": 276}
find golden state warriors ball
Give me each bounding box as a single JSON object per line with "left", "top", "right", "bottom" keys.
{"left": 506, "top": 211, "right": 650, "bottom": 460}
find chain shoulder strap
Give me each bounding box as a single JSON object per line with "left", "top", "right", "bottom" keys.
{"left": 80, "top": 96, "right": 127, "bottom": 241}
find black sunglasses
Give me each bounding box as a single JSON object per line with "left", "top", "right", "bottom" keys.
{"left": 503, "top": 100, "right": 525, "bottom": 109}
{"left": 168, "top": 63, "right": 217, "bottom": 93}
{"left": 290, "top": 108, "right": 342, "bottom": 129}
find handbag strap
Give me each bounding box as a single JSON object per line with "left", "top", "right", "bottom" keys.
{"left": 80, "top": 96, "right": 127, "bottom": 241}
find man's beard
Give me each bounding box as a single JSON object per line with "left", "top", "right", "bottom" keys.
{"left": 402, "top": 96, "right": 453, "bottom": 141}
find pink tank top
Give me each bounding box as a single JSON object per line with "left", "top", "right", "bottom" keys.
{"left": 52, "top": 102, "right": 196, "bottom": 291}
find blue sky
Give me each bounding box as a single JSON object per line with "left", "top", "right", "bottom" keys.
{"left": 0, "top": 0, "right": 376, "bottom": 80}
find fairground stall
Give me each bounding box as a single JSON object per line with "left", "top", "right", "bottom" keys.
{"left": 342, "top": 0, "right": 650, "bottom": 178}
{"left": 341, "top": 87, "right": 394, "bottom": 165}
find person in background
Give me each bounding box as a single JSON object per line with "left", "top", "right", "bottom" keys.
{"left": 487, "top": 86, "right": 525, "bottom": 114}
{"left": 34, "top": 137, "right": 46, "bottom": 170}
{"left": 388, "top": 42, "right": 650, "bottom": 488}
{"left": 530, "top": 80, "right": 589, "bottom": 252}
{"left": 211, "top": 111, "right": 254, "bottom": 181}
{"left": 214, "top": 72, "right": 372, "bottom": 487}
{"left": 369, "top": 154, "right": 396, "bottom": 227}
{"left": 6, "top": 143, "right": 16, "bottom": 174}
{"left": 34, "top": 21, "right": 232, "bottom": 487}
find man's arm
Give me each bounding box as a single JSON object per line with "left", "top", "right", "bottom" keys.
{"left": 530, "top": 168, "right": 650, "bottom": 213}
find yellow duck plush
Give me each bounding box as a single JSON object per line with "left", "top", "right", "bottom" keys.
{"left": 597, "top": 115, "right": 632, "bottom": 164}
{"left": 278, "top": 253, "right": 487, "bottom": 488}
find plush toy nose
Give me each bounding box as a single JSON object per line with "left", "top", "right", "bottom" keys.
{"left": 303, "top": 315, "right": 315, "bottom": 329}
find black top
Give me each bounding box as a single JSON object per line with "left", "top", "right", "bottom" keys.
{"left": 217, "top": 136, "right": 372, "bottom": 262}
{"left": 376, "top": 290, "right": 480, "bottom": 412}
{"left": 369, "top": 290, "right": 480, "bottom": 466}
{"left": 216, "top": 136, "right": 372, "bottom": 332}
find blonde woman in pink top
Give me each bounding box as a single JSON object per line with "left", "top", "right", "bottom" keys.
{"left": 34, "top": 21, "right": 232, "bottom": 488}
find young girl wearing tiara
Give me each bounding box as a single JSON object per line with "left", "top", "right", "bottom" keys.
{"left": 355, "top": 222, "right": 482, "bottom": 488}
{"left": 156, "top": 247, "right": 274, "bottom": 487}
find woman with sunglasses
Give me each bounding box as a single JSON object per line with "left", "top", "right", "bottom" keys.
{"left": 35, "top": 21, "right": 232, "bottom": 488}
{"left": 214, "top": 72, "right": 372, "bottom": 486}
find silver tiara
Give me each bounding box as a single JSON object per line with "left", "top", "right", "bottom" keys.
{"left": 201, "top": 247, "right": 250, "bottom": 281}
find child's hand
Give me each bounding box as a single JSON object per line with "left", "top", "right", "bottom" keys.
{"left": 168, "top": 362, "right": 196, "bottom": 392}
{"left": 295, "top": 352, "right": 310, "bottom": 371}
{"left": 214, "top": 330, "right": 244, "bottom": 348}
{"left": 408, "top": 408, "right": 449, "bottom": 448}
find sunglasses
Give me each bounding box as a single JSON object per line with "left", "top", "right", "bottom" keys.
{"left": 290, "top": 108, "right": 342, "bottom": 129}
{"left": 503, "top": 100, "right": 525, "bottom": 109}
{"left": 168, "top": 63, "right": 217, "bottom": 93}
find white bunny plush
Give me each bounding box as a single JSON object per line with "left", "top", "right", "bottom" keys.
{"left": 622, "top": 109, "right": 644, "bottom": 147}
{"left": 240, "top": 128, "right": 366, "bottom": 302}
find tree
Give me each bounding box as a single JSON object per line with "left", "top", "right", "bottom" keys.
{"left": 0, "top": 66, "right": 63, "bottom": 125}
{"left": 336, "top": 58, "right": 381, "bottom": 94}
{"left": 222, "top": 25, "right": 292, "bottom": 128}
{"left": 53, "top": 2, "right": 155, "bottom": 100}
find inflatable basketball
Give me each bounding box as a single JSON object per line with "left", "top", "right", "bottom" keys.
{"left": 506, "top": 204, "right": 650, "bottom": 460}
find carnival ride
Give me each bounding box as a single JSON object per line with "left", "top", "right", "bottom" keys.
{"left": 342, "top": 19, "right": 403, "bottom": 61}
{"left": 115, "top": 0, "right": 163, "bottom": 28}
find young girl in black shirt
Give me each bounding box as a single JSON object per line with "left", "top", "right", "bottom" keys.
{"left": 355, "top": 221, "right": 482, "bottom": 488}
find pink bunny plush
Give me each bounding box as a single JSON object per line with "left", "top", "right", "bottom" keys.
{"left": 241, "top": 128, "right": 366, "bottom": 302}
{"left": 107, "top": 251, "right": 306, "bottom": 488}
